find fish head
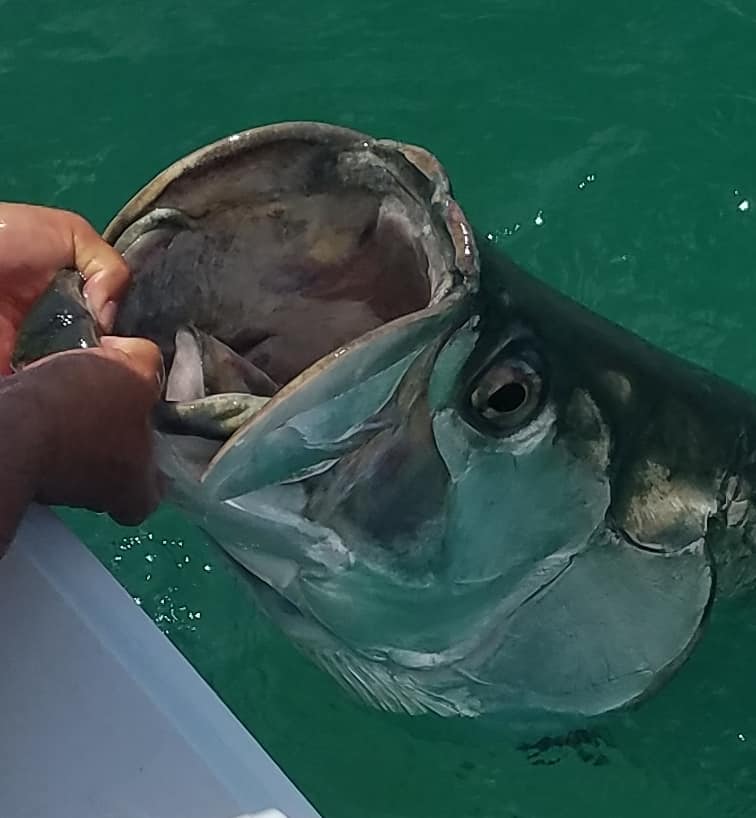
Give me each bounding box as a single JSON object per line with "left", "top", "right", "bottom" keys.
{"left": 107, "top": 125, "right": 727, "bottom": 726}
{"left": 21, "top": 122, "right": 745, "bottom": 726}
{"left": 197, "top": 236, "right": 723, "bottom": 725}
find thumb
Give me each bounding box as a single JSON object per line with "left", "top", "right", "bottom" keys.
{"left": 100, "top": 336, "right": 165, "bottom": 392}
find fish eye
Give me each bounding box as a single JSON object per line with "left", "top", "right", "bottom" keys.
{"left": 467, "top": 357, "right": 544, "bottom": 433}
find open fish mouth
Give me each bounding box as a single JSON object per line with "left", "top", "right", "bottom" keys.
{"left": 101, "top": 122, "right": 478, "bottom": 495}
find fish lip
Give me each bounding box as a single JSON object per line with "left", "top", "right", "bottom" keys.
{"left": 103, "top": 121, "right": 480, "bottom": 296}
{"left": 103, "top": 123, "right": 378, "bottom": 242}
{"left": 103, "top": 119, "right": 480, "bottom": 308}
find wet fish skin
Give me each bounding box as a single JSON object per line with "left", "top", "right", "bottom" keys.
{"left": 11, "top": 267, "right": 100, "bottom": 370}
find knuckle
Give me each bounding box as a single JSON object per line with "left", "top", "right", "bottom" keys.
{"left": 62, "top": 209, "right": 89, "bottom": 232}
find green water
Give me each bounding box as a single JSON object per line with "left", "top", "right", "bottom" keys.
{"left": 5, "top": 0, "right": 756, "bottom": 814}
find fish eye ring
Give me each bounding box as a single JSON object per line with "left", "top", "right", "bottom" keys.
{"left": 468, "top": 358, "right": 543, "bottom": 432}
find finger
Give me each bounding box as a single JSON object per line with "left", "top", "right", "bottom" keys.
{"left": 66, "top": 213, "right": 130, "bottom": 332}
{"left": 81, "top": 267, "right": 130, "bottom": 333}
{"left": 0, "top": 312, "right": 16, "bottom": 373}
{"left": 100, "top": 336, "right": 165, "bottom": 393}
{"left": 22, "top": 341, "right": 164, "bottom": 398}
{"left": 108, "top": 451, "right": 162, "bottom": 527}
{"left": 109, "top": 474, "right": 162, "bottom": 527}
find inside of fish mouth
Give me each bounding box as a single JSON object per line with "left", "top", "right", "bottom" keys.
{"left": 112, "top": 141, "right": 455, "bottom": 414}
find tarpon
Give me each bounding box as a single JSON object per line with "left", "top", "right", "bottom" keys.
{"left": 15, "top": 122, "right": 756, "bottom": 731}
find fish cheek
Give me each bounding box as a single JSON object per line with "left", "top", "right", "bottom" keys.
{"left": 304, "top": 401, "right": 450, "bottom": 560}
{"left": 431, "top": 409, "right": 610, "bottom": 586}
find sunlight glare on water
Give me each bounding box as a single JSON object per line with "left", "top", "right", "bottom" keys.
{"left": 6, "top": 0, "right": 756, "bottom": 814}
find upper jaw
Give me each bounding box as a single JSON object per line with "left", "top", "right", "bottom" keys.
{"left": 94, "top": 125, "right": 484, "bottom": 505}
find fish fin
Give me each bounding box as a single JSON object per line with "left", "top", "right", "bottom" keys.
{"left": 308, "top": 649, "right": 480, "bottom": 718}
{"left": 243, "top": 570, "right": 480, "bottom": 716}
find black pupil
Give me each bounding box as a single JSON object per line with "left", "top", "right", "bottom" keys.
{"left": 489, "top": 381, "right": 528, "bottom": 413}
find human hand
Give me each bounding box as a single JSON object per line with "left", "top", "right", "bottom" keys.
{"left": 6, "top": 337, "right": 164, "bottom": 528}
{"left": 0, "top": 203, "right": 129, "bottom": 373}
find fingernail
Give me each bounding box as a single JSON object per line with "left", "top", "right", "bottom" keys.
{"left": 82, "top": 272, "right": 106, "bottom": 312}
{"left": 99, "top": 300, "right": 118, "bottom": 334}
{"left": 82, "top": 274, "right": 117, "bottom": 332}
